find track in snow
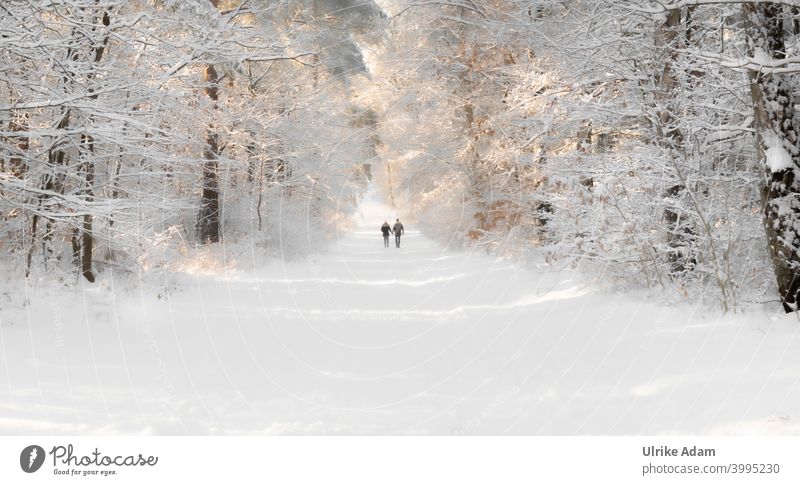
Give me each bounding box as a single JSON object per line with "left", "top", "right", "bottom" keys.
{"left": 1, "top": 192, "right": 800, "bottom": 434}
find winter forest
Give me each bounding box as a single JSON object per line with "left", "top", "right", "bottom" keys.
{"left": 5, "top": 0, "right": 800, "bottom": 312}
{"left": 2, "top": 0, "right": 800, "bottom": 435}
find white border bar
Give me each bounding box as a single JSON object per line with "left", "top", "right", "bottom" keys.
{"left": 2, "top": 436, "right": 797, "bottom": 484}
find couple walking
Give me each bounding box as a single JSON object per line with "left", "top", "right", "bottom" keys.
{"left": 381, "top": 219, "right": 405, "bottom": 248}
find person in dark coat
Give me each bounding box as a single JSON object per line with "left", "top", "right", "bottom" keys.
{"left": 392, "top": 218, "right": 404, "bottom": 248}
{"left": 380, "top": 221, "right": 392, "bottom": 248}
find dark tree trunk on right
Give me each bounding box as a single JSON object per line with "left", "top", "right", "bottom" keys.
{"left": 744, "top": 3, "right": 800, "bottom": 312}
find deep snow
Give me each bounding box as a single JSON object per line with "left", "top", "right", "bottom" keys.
{"left": 1, "top": 192, "right": 800, "bottom": 435}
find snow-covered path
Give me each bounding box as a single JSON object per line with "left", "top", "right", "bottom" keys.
{"left": 2, "top": 193, "right": 800, "bottom": 435}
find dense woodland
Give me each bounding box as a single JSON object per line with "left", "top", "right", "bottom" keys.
{"left": 2, "top": 0, "right": 800, "bottom": 313}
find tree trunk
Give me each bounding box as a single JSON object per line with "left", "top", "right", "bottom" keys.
{"left": 198, "top": 131, "right": 222, "bottom": 243}
{"left": 744, "top": 3, "right": 800, "bottom": 312}
{"left": 28, "top": 107, "right": 71, "bottom": 275}
{"left": 7, "top": 110, "right": 29, "bottom": 178}
{"left": 652, "top": 8, "right": 698, "bottom": 277}
{"left": 74, "top": 7, "right": 110, "bottom": 282}
{"left": 656, "top": 9, "right": 687, "bottom": 269}
{"left": 196, "top": 0, "right": 225, "bottom": 244}
{"left": 78, "top": 133, "right": 96, "bottom": 282}
{"left": 653, "top": 8, "right": 683, "bottom": 146}
{"left": 197, "top": 64, "right": 222, "bottom": 244}
{"left": 27, "top": 6, "right": 109, "bottom": 282}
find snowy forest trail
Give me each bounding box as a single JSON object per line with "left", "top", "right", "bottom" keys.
{"left": 2, "top": 192, "right": 800, "bottom": 435}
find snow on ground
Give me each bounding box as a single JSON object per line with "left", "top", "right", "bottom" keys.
{"left": 1, "top": 191, "right": 800, "bottom": 435}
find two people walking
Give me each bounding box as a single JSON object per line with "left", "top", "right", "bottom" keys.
{"left": 381, "top": 219, "right": 405, "bottom": 248}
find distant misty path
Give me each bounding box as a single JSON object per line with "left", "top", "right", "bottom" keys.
{"left": 2, "top": 193, "right": 800, "bottom": 435}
